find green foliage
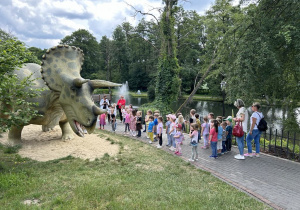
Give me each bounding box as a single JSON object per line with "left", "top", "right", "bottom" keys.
{"left": 147, "top": 85, "right": 155, "bottom": 102}
{"left": 0, "top": 30, "right": 41, "bottom": 132}
{"left": 60, "top": 29, "right": 101, "bottom": 79}
{"left": 3, "top": 145, "right": 21, "bottom": 154}
{"left": 93, "top": 89, "right": 110, "bottom": 94}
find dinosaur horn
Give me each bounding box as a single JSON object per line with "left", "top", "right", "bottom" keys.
{"left": 89, "top": 80, "right": 122, "bottom": 89}
{"left": 73, "top": 78, "right": 90, "bottom": 87}
{"left": 92, "top": 105, "right": 107, "bottom": 115}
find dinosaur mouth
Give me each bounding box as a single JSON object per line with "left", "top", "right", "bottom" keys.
{"left": 74, "top": 120, "right": 85, "bottom": 137}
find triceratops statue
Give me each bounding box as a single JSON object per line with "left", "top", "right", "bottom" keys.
{"left": 7, "top": 45, "right": 120, "bottom": 145}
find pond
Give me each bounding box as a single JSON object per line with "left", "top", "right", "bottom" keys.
{"left": 111, "top": 94, "right": 300, "bottom": 133}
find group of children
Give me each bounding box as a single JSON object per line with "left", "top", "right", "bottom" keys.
{"left": 99, "top": 105, "right": 233, "bottom": 161}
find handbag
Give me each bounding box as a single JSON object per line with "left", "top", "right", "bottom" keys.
{"left": 233, "top": 120, "right": 244, "bottom": 137}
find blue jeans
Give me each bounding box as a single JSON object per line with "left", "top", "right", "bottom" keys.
{"left": 236, "top": 134, "right": 244, "bottom": 155}
{"left": 167, "top": 133, "right": 171, "bottom": 146}
{"left": 211, "top": 141, "right": 217, "bottom": 157}
{"left": 222, "top": 141, "right": 226, "bottom": 153}
{"left": 246, "top": 129, "right": 261, "bottom": 154}
{"left": 170, "top": 134, "right": 176, "bottom": 148}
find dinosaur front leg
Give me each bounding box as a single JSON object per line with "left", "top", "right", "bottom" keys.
{"left": 59, "top": 121, "right": 74, "bottom": 140}
{"left": 8, "top": 125, "right": 24, "bottom": 145}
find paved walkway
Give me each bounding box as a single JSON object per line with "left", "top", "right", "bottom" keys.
{"left": 111, "top": 122, "right": 300, "bottom": 210}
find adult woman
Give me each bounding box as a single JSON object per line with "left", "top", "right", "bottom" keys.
{"left": 99, "top": 95, "right": 109, "bottom": 110}
{"left": 244, "top": 102, "right": 263, "bottom": 157}
{"left": 117, "top": 95, "right": 126, "bottom": 122}
{"left": 233, "top": 99, "right": 249, "bottom": 160}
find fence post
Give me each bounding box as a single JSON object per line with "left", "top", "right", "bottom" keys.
{"left": 274, "top": 129, "right": 277, "bottom": 155}
{"left": 264, "top": 131, "right": 266, "bottom": 151}
{"left": 293, "top": 133, "right": 296, "bottom": 160}
{"left": 269, "top": 128, "right": 272, "bottom": 152}
{"left": 287, "top": 131, "right": 290, "bottom": 159}
{"left": 280, "top": 130, "right": 283, "bottom": 158}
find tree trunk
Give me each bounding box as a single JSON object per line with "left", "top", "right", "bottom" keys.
{"left": 176, "top": 56, "right": 216, "bottom": 113}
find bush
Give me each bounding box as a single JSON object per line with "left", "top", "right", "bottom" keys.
{"left": 93, "top": 89, "right": 110, "bottom": 94}
{"left": 147, "top": 86, "right": 155, "bottom": 102}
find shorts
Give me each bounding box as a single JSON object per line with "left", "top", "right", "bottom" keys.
{"left": 217, "top": 139, "right": 223, "bottom": 150}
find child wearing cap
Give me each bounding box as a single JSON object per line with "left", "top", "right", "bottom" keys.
{"left": 174, "top": 124, "right": 184, "bottom": 155}
{"left": 225, "top": 116, "right": 233, "bottom": 152}
{"left": 195, "top": 113, "right": 201, "bottom": 142}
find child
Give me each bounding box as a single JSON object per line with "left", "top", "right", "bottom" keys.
{"left": 189, "top": 109, "right": 196, "bottom": 131}
{"left": 156, "top": 116, "right": 163, "bottom": 148}
{"left": 174, "top": 124, "right": 184, "bottom": 155}
{"left": 128, "top": 104, "right": 133, "bottom": 112}
{"left": 111, "top": 113, "right": 116, "bottom": 132}
{"left": 121, "top": 105, "right": 126, "bottom": 124}
{"left": 224, "top": 116, "right": 233, "bottom": 152}
{"left": 165, "top": 115, "right": 171, "bottom": 146}
{"left": 136, "top": 111, "right": 142, "bottom": 137}
{"left": 217, "top": 118, "right": 223, "bottom": 155}
{"left": 208, "top": 112, "right": 214, "bottom": 124}
{"left": 209, "top": 119, "right": 218, "bottom": 159}
{"left": 177, "top": 115, "right": 185, "bottom": 132}
{"left": 145, "top": 110, "right": 152, "bottom": 139}
{"left": 195, "top": 113, "right": 201, "bottom": 142}
{"left": 221, "top": 122, "right": 227, "bottom": 154}
{"left": 130, "top": 109, "right": 137, "bottom": 137}
{"left": 201, "top": 116, "right": 210, "bottom": 149}
{"left": 107, "top": 104, "right": 112, "bottom": 124}
{"left": 99, "top": 113, "right": 106, "bottom": 130}
{"left": 168, "top": 115, "right": 177, "bottom": 151}
{"left": 124, "top": 108, "right": 131, "bottom": 134}
{"left": 153, "top": 113, "right": 159, "bottom": 141}
{"left": 148, "top": 116, "right": 154, "bottom": 143}
{"left": 189, "top": 123, "right": 199, "bottom": 162}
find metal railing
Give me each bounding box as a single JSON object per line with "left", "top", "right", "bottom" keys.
{"left": 233, "top": 129, "right": 300, "bottom": 162}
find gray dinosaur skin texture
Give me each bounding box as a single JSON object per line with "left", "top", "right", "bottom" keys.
{"left": 7, "top": 45, "right": 121, "bottom": 145}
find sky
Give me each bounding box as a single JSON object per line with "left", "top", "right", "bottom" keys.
{"left": 0, "top": 0, "right": 239, "bottom": 49}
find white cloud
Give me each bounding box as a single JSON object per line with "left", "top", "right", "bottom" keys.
{"left": 0, "top": 0, "right": 216, "bottom": 49}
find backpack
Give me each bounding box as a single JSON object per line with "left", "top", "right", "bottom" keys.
{"left": 256, "top": 113, "right": 268, "bottom": 131}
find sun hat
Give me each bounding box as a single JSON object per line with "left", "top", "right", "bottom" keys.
{"left": 224, "top": 116, "right": 232, "bottom": 122}
{"left": 170, "top": 115, "right": 176, "bottom": 120}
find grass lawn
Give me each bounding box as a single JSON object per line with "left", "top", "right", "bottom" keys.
{"left": 0, "top": 131, "right": 270, "bottom": 209}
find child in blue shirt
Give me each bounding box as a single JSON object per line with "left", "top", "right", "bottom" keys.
{"left": 224, "top": 116, "right": 233, "bottom": 152}
{"left": 148, "top": 116, "right": 155, "bottom": 144}
{"left": 153, "top": 113, "right": 159, "bottom": 141}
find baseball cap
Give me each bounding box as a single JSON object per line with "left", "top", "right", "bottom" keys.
{"left": 224, "top": 116, "right": 232, "bottom": 122}
{"left": 176, "top": 124, "right": 182, "bottom": 129}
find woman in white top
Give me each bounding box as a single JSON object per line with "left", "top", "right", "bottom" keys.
{"left": 233, "top": 99, "right": 249, "bottom": 160}
{"left": 244, "top": 102, "right": 264, "bottom": 157}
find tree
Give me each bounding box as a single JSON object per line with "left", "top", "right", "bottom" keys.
{"left": 60, "top": 29, "right": 101, "bottom": 79}
{"left": 154, "top": 0, "right": 181, "bottom": 110}
{"left": 0, "top": 30, "right": 41, "bottom": 133}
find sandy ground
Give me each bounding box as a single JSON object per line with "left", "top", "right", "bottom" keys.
{"left": 0, "top": 125, "right": 119, "bottom": 162}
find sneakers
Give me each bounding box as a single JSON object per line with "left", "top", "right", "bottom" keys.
{"left": 234, "top": 154, "right": 245, "bottom": 160}
{"left": 255, "top": 153, "right": 260, "bottom": 157}
{"left": 169, "top": 146, "right": 176, "bottom": 151}
{"left": 188, "top": 159, "right": 195, "bottom": 162}
{"left": 156, "top": 145, "right": 162, "bottom": 149}
{"left": 201, "top": 146, "right": 207, "bottom": 149}
{"left": 209, "top": 155, "right": 217, "bottom": 159}
{"left": 244, "top": 153, "right": 255, "bottom": 157}
{"left": 148, "top": 141, "right": 153, "bottom": 144}
{"left": 146, "top": 137, "right": 150, "bottom": 139}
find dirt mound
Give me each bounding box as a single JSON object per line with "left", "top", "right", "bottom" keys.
{"left": 0, "top": 125, "right": 118, "bottom": 162}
